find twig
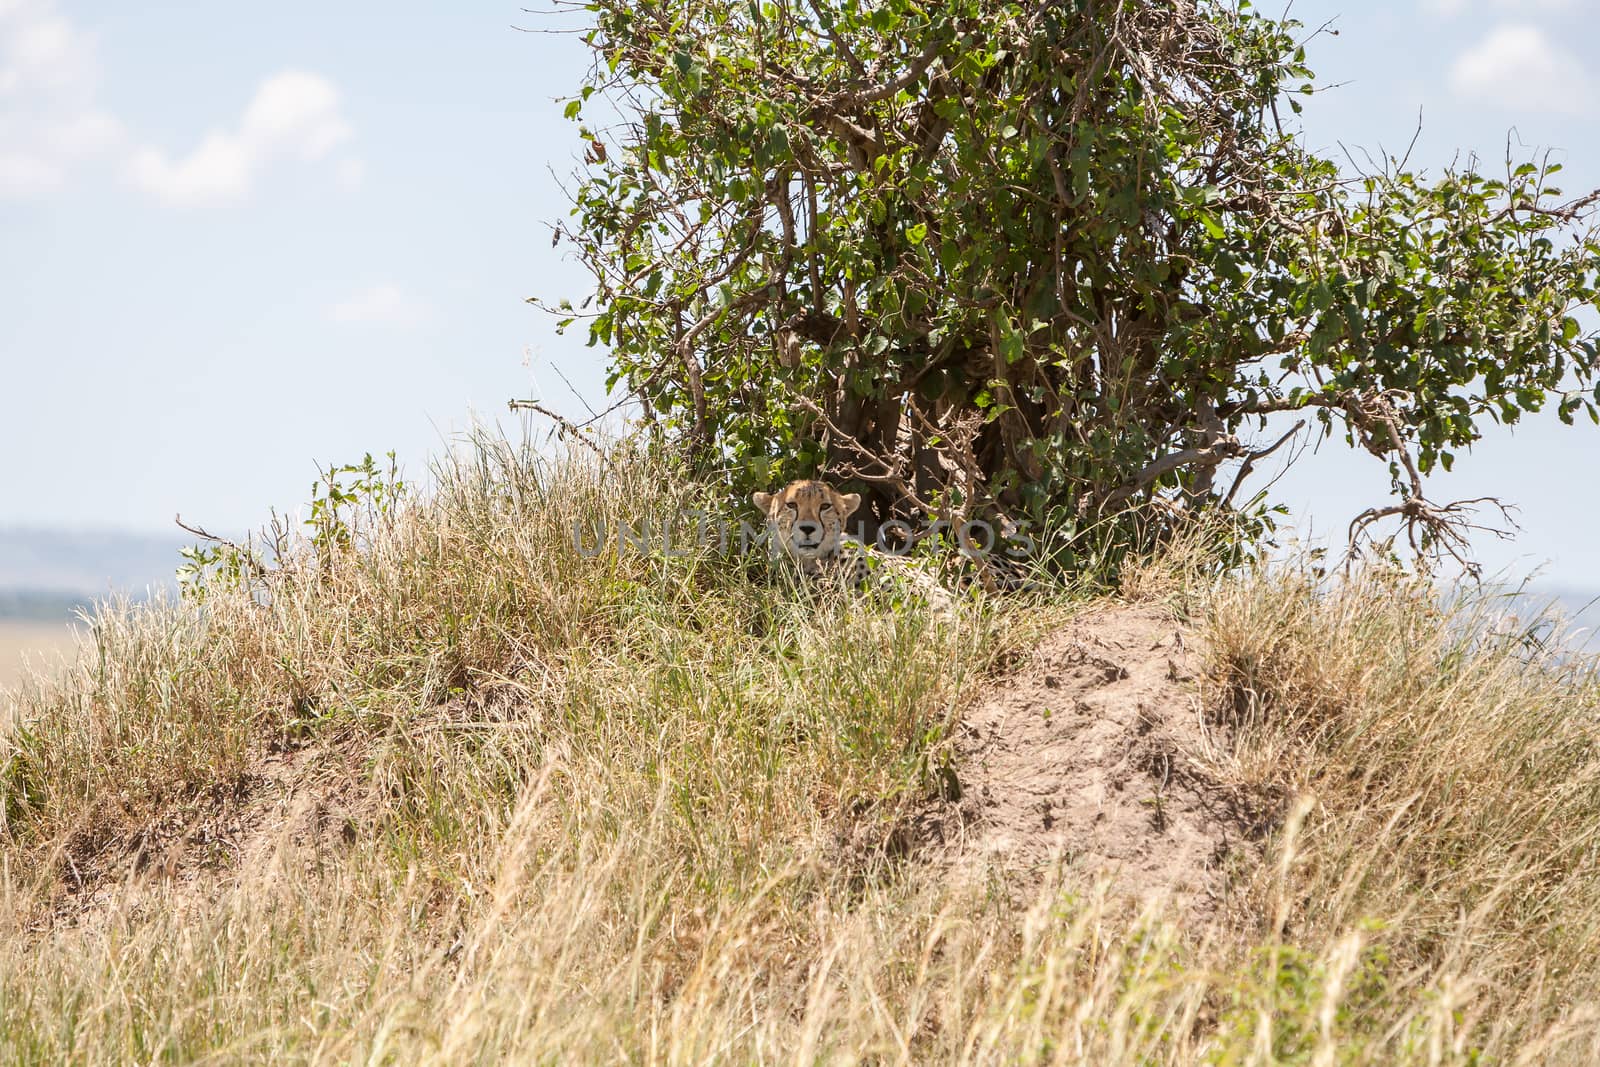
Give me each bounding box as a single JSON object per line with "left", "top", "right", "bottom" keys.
{"left": 1223, "top": 419, "right": 1306, "bottom": 509}
{"left": 174, "top": 515, "right": 241, "bottom": 552}
{"left": 173, "top": 515, "right": 270, "bottom": 578}
{"left": 508, "top": 399, "right": 615, "bottom": 471}
{"left": 548, "top": 363, "right": 632, "bottom": 429}
{"left": 791, "top": 395, "right": 926, "bottom": 514}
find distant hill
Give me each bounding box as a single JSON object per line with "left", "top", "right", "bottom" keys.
{"left": 0, "top": 589, "right": 96, "bottom": 623}
{"left": 1534, "top": 587, "right": 1600, "bottom": 649}
{"left": 1444, "top": 583, "right": 1600, "bottom": 652}
{"left": 0, "top": 526, "right": 185, "bottom": 621}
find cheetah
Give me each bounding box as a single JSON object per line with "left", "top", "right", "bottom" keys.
{"left": 750, "top": 478, "right": 862, "bottom": 575}
{"left": 751, "top": 479, "right": 958, "bottom": 616}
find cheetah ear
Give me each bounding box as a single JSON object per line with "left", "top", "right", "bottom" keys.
{"left": 751, "top": 491, "right": 774, "bottom": 512}
{"left": 836, "top": 492, "right": 861, "bottom": 519}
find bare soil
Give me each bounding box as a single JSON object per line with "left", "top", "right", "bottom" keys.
{"left": 927, "top": 602, "right": 1275, "bottom": 918}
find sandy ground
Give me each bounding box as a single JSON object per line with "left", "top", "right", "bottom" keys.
{"left": 926, "top": 602, "right": 1273, "bottom": 919}
{"left": 0, "top": 621, "right": 80, "bottom": 696}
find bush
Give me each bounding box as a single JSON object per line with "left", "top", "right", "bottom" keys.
{"left": 550, "top": 0, "right": 1600, "bottom": 573}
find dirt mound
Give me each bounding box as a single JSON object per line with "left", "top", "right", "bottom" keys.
{"left": 936, "top": 603, "right": 1273, "bottom": 916}
{"left": 43, "top": 736, "right": 373, "bottom": 928}
{"left": 40, "top": 602, "right": 1266, "bottom": 931}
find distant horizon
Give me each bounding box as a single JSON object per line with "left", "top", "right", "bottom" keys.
{"left": 1, "top": 515, "right": 1597, "bottom": 607}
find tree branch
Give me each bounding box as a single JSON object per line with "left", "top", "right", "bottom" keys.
{"left": 1101, "top": 438, "right": 1243, "bottom": 511}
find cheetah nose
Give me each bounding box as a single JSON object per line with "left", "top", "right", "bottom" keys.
{"left": 796, "top": 521, "right": 820, "bottom": 539}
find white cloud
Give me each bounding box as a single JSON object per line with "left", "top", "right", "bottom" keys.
{"left": 1, "top": 2, "right": 355, "bottom": 203}
{"left": 0, "top": 0, "right": 120, "bottom": 196}
{"left": 0, "top": 0, "right": 93, "bottom": 95}
{"left": 130, "top": 71, "right": 351, "bottom": 205}
{"left": 329, "top": 285, "right": 429, "bottom": 328}
{"left": 1449, "top": 24, "right": 1593, "bottom": 115}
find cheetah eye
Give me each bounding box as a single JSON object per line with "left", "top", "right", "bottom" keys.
{"left": 820, "top": 502, "right": 834, "bottom": 513}
{"left": 785, "top": 501, "right": 798, "bottom": 512}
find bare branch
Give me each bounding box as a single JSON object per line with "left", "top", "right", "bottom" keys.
{"left": 1101, "top": 439, "right": 1243, "bottom": 512}
{"left": 508, "top": 399, "right": 615, "bottom": 472}
{"left": 1347, "top": 495, "right": 1518, "bottom": 580}
{"left": 173, "top": 515, "right": 270, "bottom": 578}
{"left": 1223, "top": 419, "right": 1305, "bottom": 509}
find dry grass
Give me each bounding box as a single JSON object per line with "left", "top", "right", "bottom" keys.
{"left": 3, "top": 438, "right": 1600, "bottom": 1063}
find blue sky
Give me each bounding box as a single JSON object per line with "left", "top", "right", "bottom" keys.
{"left": 2, "top": 1, "right": 1598, "bottom": 590}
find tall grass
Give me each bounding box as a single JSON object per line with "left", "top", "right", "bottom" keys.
{"left": 2, "top": 438, "right": 1600, "bottom": 1063}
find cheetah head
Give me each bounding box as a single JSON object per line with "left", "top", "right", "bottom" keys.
{"left": 751, "top": 479, "right": 861, "bottom": 573}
